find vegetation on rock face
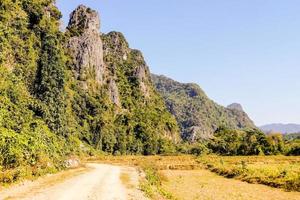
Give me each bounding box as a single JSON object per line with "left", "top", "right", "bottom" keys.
{"left": 35, "top": 27, "right": 67, "bottom": 135}
{"left": 151, "top": 74, "right": 256, "bottom": 141}
{"left": 98, "top": 31, "right": 180, "bottom": 155}
{"left": 0, "top": 1, "right": 180, "bottom": 183}
{"left": 65, "top": 6, "right": 180, "bottom": 155}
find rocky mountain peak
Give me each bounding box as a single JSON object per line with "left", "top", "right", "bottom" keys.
{"left": 68, "top": 5, "right": 100, "bottom": 34}
{"left": 227, "top": 103, "right": 244, "bottom": 111}
{"left": 66, "top": 5, "right": 105, "bottom": 87}
{"left": 102, "top": 32, "right": 152, "bottom": 98}
{"left": 102, "top": 31, "right": 130, "bottom": 61}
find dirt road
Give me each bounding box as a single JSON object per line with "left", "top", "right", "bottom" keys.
{"left": 0, "top": 164, "right": 147, "bottom": 200}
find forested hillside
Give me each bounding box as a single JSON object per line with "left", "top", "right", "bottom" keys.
{"left": 152, "top": 74, "right": 256, "bottom": 141}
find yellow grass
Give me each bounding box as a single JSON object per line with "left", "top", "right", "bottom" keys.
{"left": 88, "top": 155, "right": 201, "bottom": 170}
{"left": 161, "top": 169, "right": 300, "bottom": 200}
{"left": 120, "top": 172, "right": 133, "bottom": 189}
{"left": 91, "top": 155, "right": 300, "bottom": 199}
{"left": 198, "top": 155, "right": 300, "bottom": 191}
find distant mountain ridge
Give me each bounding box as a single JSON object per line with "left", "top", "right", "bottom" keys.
{"left": 151, "top": 74, "right": 256, "bottom": 141}
{"left": 260, "top": 123, "right": 300, "bottom": 134}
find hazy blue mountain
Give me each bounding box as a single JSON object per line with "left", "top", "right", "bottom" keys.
{"left": 260, "top": 123, "right": 300, "bottom": 134}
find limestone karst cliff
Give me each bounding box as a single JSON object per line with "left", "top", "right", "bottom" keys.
{"left": 67, "top": 5, "right": 105, "bottom": 87}
{"left": 102, "top": 31, "right": 152, "bottom": 99}
{"left": 0, "top": 2, "right": 180, "bottom": 180}
{"left": 65, "top": 5, "right": 180, "bottom": 153}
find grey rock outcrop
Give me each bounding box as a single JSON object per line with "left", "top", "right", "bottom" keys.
{"left": 133, "top": 50, "right": 151, "bottom": 98}
{"left": 67, "top": 5, "right": 105, "bottom": 86}
{"left": 102, "top": 31, "right": 130, "bottom": 62}
{"left": 102, "top": 32, "right": 151, "bottom": 98}
{"left": 135, "top": 65, "right": 150, "bottom": 98}
{"left": 108, "top": 78, "right": 121, "bottom": 106}
{"left": 227, "top": 103, "right": 244, "bottom": 112}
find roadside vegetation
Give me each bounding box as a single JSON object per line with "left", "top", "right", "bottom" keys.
{"left": 139, "top": 162, "right": 176, "bottom": 199}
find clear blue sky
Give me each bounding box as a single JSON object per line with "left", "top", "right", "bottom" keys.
{"left": 57, "top": 0, "right": 300, "bottom": 126}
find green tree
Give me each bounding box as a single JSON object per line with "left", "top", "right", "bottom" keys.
{"left": 35, "top": 28, "right": 66, "bottom": 135}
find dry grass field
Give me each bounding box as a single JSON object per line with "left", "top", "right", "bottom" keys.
{"left": 92, "top": 155, "right": 300, "bottom": 200}
{"left": 197, "top": 155, "right": 300, "bottom": 191}
{"left": 161, "top": 170, "right": 300, "bottom": 200}
{"left": 90, "top": 155, "right": 200, "bottom": 170}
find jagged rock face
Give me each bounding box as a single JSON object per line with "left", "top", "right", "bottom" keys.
{"left": 186, "top": 126, "right": 213, "bottom": 142}
{"left": 108, "top": 78, "right": 121, "bottom": 106}
{"left": 135, "top": 65, "right": 150, "bottom": 98}
{"left": 68, "top": 5, "right": 100, "bottom": 33}
{"left": 101, "top": 32, "right": 180, "bottom": 142}
{"left": 102, "top": 31, "right": 130, "bottom": 62}
{"left": 132, "top": 51, "right": 151, "bottom": 98}
{"left": 66, "top": 5, "right": 105, "bottom": 86}
{"left": 64, "top": 7, "right": 180, "bottom": 147}
{"left": 152, "top": 74, "right": 256, "bottom": 141}
{"left": 102, "top": 32, "right": 151, "bottom": 98}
